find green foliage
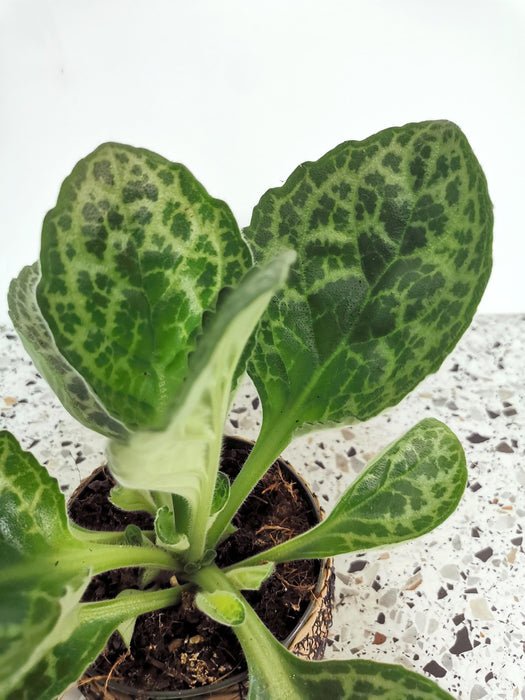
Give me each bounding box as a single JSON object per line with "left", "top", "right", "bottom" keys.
{"left": 35, "top": 142, "right": 252, "bottom": 431}
{"left": 225, "top": 562, "right": 275, "bottom": 590}
{"left": 3, "top": 121, "right": 493, "bottom": 699}
{"left": 240, "top": 418, "right": 466, "bottom": 564}
{"left": 8, "top": 263, "right": 127, "bottom": 439}
{"left": 201, "top": 565, "right": 454, "bottom": 700}
{"left": 0, "top": 431, "right": 178, "bottom": 699}
{"left": 107, "top": 252, "right": 294, "bottom": 563}
{"left": 195, "top": 590, "right": 246, "bottom": 627}
{"left": 244, "top": 120, "right": 492, "bottom": 437}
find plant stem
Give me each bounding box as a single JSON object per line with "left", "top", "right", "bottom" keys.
{"left": 80, "top": 541, "right": 176, "bottom": 575}
{"left": 186, "top": 435, "right": 224, "bottom": 563}
{"left": 206, "top": 419, "right": 294, "bottom": 549}
{"left": 70, "top": 522, "right": 154, "bottom": 545}
{"left": 79, "top": 585, "right": 187, "bottom": 625}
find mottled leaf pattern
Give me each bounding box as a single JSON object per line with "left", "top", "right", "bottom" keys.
{"left": 8, "top": 263, "right": 127, "bottom": 439}
{"left": 246, "top": 419, "right": 466, "bottom": 563}
{"left": 231, "top": 579, "right": 454, "bottom": 700}
{"left": 37, "top": 142, "right": 251, "bottom": 430}
{"left": 5, "top": 609, "right": 122, "bottom": 700}
{"left": 5, "top": 588, "right": 183, "bottom": 700}
{"left": 0, "top": 431, "right": 182, "bottom": 699}
{"left": 247, "top": 656, "right": 454, "bottom": 700}
{"left": 0, "top": 431, "right": 92, "bottom": 696}
{"left": 245, "top": 120, "right": 492, "bottom": 434}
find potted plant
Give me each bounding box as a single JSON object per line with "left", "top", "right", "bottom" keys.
{"left": 0, "top": 119, "right": 492, "bottom": 699}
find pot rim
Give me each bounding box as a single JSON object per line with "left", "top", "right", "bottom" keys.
{"left": 78, "top": 435, "right": 332, "bottom": 699}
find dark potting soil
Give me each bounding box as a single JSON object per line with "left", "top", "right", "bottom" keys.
{"left": 68, "top": 437, "right": 321, "bottom": 693}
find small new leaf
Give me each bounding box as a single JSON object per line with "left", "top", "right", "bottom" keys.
{"left": 124, "top": 524, "right": 154, "bottom": 548}
{"left": 154, "top": 506, "right": 190, "bottom": 553}
{"left": 195, "top": 590, "right": 246, "bottom": 627}
{"left": 210, "top": 471, "right": 230, "bottom": 517}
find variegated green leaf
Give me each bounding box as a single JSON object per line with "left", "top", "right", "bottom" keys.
{"left": 36, "top": 142, "right": 251, "bottom": 431}
{"left": 5, "top": 587, "right": 183, "bottom": 700}
{"left": 109, "top": 253, "right": 294, "bottom": 562}
{"left": 245, "top": 120, "right": 492, "bottom": 437}
{"left": 199, "top": 565, "right": 453, "bottom": 699}
{"left": 242, "top": 419, "right": 466, "bottom": 564}
{"left": 236, "top": 588, "right": 453, "bottom": 699}
{"left": 0, "top": 430, "right": 93, "bottom": 697}
{"left": 195, "top": 589, "right": 246, "bottom": 627}
{"left": 8, "top": 263, "right": 127, "bottom": 439}
{"left": 0, "top": 431, "right": 176, "bottom": 698}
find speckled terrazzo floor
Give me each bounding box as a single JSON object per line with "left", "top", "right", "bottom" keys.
{"left": 1, "top": 313, "right": 523, "bottom": 700}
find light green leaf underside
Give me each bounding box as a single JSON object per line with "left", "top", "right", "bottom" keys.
{"left": 245, "top": 120, "right": 492, "bottom": 434}
{"left": 108, "top": 253, "right": 294, "bottom": 560}
{"left": 245, "top": 419, "right": 466, "bottom": 563}
{"left": 36, "top": 141, "right": 252, "bottom": 430}
{"left": 8, "top": 263, "right": 127, "bottom": 439}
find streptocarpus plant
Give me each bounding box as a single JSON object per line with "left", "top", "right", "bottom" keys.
{"left": 1, "top": 120, "right": 492, "bottom": 699}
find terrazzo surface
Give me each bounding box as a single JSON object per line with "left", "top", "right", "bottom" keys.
{"left": 1, "top": 314, "right": 523, "bottom": 699}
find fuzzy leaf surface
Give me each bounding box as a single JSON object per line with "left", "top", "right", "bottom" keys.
{"left": 8, "top": 263, "right": 126, "bottom": 439}
{"left": 244, "top": 120, "right": 492, "bottom": 435}
{"left": 0, "top": 431, "right": 177, "bottom": 698}
{"left": 195, "top": 589, "right": 246, "bottom": 627}
{"left": 225, "top": 562, "right": 275, "bottom": 590}
{"left": 36, "top": 142, "right": 251, "bottom": 430}
{"left": 109, "top": 484, "right": 157, "bottom": 513}
{"left": 244, "top": 419, "right": 466, "bottom": 563}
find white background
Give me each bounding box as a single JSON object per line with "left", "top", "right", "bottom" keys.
{"left": 0, "top": 0, "right": 523, "bottom": 322}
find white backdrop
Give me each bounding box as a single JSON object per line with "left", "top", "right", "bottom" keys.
{"left": 0, "top": 0, "right": 523, "bottom": 322}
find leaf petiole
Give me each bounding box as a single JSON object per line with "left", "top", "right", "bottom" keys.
{"left": 206, "top": 419, "right": 294, "bottom": 549}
